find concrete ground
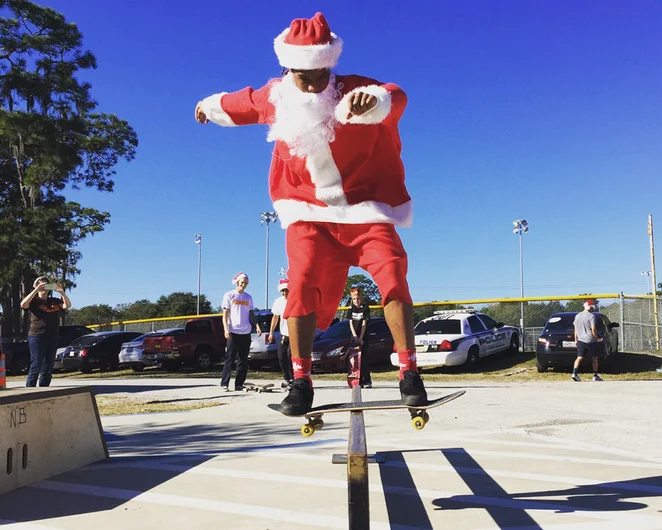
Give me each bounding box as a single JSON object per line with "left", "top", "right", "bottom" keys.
{"left": 1, "top": 377, "right": 662, "bottom": 529}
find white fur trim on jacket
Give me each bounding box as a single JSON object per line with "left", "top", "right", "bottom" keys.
{"left": 273, "top": 199, "right": 413, "bottom": 229}
{"left": 334, "top": 85, "right": 392, "bottom": 125}
{"left": 274, "top": 30, "right": 343, "bottom": 70}
{"left": 305, "top": 144, "right": 347, "bottom": 207}
{"left": 199, "top": 93, "right": 237, "bottom": 127}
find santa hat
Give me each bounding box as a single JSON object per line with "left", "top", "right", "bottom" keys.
{"left": 274, "top": 13, "right": 343, "bottom": 70}
{"left": 278, "top": 278, "right": 289, "bottom": 291}
{"left": 232, "top": 272, "right": 248, "bottom": 285}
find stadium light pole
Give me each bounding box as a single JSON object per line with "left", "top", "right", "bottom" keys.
{"left": 513, "top": 219, "right": 529, "bottom": 350}
{"left": 194, "top": 233, "right": 202, "bottom": 315}
{"left": 641, "top": 270, "right": 653, "bottom": 294}
{"left": 260, "top": 212, "right": 278, "bottom": 309}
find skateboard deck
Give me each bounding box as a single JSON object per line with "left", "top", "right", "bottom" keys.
{"left": 243, "top": 382, "right": 275, "bottom": 393}
{"left": 269, "top": 390, "right": 465, "bottom": 436}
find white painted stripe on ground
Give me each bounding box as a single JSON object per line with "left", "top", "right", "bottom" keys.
{"left": 78, "top": 460, "right": 662, "bottom": 527}
{"left": 0, "top": 520, "right": 60, "bottom": 530}
{"left": 392, "top": 432, "right": 660, "bottom": 462}
{"left": 370, "top": 440, "right": 662, "bottom": 469}
{"left": 396, "top": 426, "right": 662, "bottom": 464}
{"left": 521, "top": 431, "right": 662, "bottom": 464}
{"left": 251, "top": 449, "right": 662, "bottom": 495}
{"left": 29, "top": 480, "right": 420, "bottom": 530}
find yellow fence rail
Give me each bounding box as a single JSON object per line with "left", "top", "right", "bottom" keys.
{"left": 81, "top": 293, "right": 660, "bottom": 353}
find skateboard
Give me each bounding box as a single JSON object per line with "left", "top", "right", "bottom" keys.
{"left": 243, "top": 382, "right": 275, "bottom": 393}
{"left": 268, "top": 390, "right": 466, "bottom": 437}
{"left": 346, "top": 345, "right": 361, "bottom": 388}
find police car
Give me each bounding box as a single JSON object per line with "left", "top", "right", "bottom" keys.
{"left": 391, "top": 309, "right": 520, "bottom": 369}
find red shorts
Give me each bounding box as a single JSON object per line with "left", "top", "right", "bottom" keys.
{"left": 283, "top": 222, "right": 412, "bottom": 330}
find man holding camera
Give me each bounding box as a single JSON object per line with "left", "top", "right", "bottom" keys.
{"left": 20, "top": 276, "right": 72, "bottom": 387}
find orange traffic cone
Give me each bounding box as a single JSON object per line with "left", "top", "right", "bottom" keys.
{"left": 0, "top": 352, "right": 6, "bottom": 390}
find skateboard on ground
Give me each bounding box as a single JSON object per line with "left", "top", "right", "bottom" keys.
{"left": 243, "top": 382, "right": 275, "bottom": 393}
{"left": 268, "top": 390, "right": 466, "bottom": 437}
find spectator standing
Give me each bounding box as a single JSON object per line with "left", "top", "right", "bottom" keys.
{"left": 21, "top": 276, "right": 71, "bottom": 387}
{"left": 220, "top": 272, "right": 261, "bottom": 391}
{"left": 572, "top": 300, "right": 603, "bottom": 382}
{"left": 268, "top": 278, "right": 292, "bottom": 387}
{"left": 346, "top": 287, "right": 372, "bottom": 388}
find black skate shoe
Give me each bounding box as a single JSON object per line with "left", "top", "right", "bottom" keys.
{"left": 279, "top": 378, "right": 314, "bottom": 416}
{"left": 399, "top": 370, "right": 428, "bottom": 407}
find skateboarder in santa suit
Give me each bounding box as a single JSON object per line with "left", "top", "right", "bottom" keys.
{"left": 195, "top": 12, "right": 427, "bottom": 415}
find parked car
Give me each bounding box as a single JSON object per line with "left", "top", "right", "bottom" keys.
{"left": 142, "top": 316, "right": 226, "bottom": 371}
{"left": 247, "top": 311, "right": 280, "bottom": 369}
{"left": 312, "top": 318, "right": 394, "bottom": 372}
{"left": 3, "top": 325, "right": 94, "bottom": 374}
{"left": 536, "top": 312, "right": 619, "bottom": 372}
{"left": 61, "top": 331, "right": 142, "bottom": 373}
{"left": 392, "top": 309, "right": 520, "bottom": 369}
{"left": 53, "top": 347, "right": 67, "bottom": 371}
{"left": 53, "top": 325, "right": 95, "bottom": 372}
{"left": 118, "top": 328, "right": 185, "bottom": 372}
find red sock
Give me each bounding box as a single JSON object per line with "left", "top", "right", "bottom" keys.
{"left": 292, "top": 357, "right": 312, "bottom": 384}
{"left": 398, "top": 349, "right": 417, "bottom": 379}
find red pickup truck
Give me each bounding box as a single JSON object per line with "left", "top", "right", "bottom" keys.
{"left": 142, "top": 316, "right": 226, "bottom": 371}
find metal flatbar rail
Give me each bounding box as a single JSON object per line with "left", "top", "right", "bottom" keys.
{"left": 348, "top": 385, "right": 369, "bottom": 530}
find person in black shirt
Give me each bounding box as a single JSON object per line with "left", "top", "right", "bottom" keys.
{"left": 346, "top": 287, "right": 372, "bottom": 388}
{"left": 20, "top": 276, "right": 72, "bottom": 387}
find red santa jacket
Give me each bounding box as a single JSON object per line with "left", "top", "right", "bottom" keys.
{"left": 199, "top": 74, "right": 412, "bottom": 228}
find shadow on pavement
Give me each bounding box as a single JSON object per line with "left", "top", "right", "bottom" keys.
{"left": 432, "top": 447, "right": 655, "bottom": 523}
{"left": 0, "top": 421, "right": 342, "bottom": 525}
{"left": 375, "top": 447, "right": 658, "bottom": 529}
{"left": 90, "top": 383, "right": 217, "bottom": 395}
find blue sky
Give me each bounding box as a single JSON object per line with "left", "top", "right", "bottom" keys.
{"left": 42, "top": 0, "right": 662, "bottom": 310}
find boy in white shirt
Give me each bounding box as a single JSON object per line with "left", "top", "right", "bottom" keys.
{"left": 220, "top": 272, "right": 261, "bottom": 391}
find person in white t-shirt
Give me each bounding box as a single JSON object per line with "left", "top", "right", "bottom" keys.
{"left": 268, "top": 278, "right": 292, "bottom": 387}
{"left": 220, "top": 272, "right": 261, "bottom": 391}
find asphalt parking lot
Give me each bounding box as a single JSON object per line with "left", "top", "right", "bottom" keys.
{"left": 1, "top": 377, "right": 662, "bottom": 529}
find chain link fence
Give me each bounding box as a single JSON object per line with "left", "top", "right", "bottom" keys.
{"left": 409, "top": 295, "right": 661, "bottom": 354}
{"left": 89, "top": 295, "right": 662, "bottom": 354}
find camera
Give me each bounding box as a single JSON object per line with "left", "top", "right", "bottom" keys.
{"left": 43, "top": 283, "right": 58, "bottom": 291}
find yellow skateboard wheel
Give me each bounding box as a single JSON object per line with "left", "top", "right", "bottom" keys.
{"left": 301, "top": 424, "right": 315, "bottom": 437}
{"left": 412, "top": 416, "right": 426, "bottom": 430}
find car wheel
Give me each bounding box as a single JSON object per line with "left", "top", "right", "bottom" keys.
{"left": 80, "top": 365, "right": 92, "bottom": 374}
{"left": 509, "top": 334, "right": 520, "bottom": 355}
{"left": 10, "top": 354, "right": 30, "bottom": 375}
{"left": 249, "top": 361, "right": 264, "bottom": 371}
{"left": 536, "top": 359, "right": 548, "bottom": 373}
{"left": 161, "top": 360, "right": 181, "bottom": 372}
{"left": 194, "top": 350, "right": 213, "bottom": 371}
{"left": 466, "top": 347, "right": 479, "bottom": 367}
{"left": 130, "top": 363, "right": 145, "bottom": 372}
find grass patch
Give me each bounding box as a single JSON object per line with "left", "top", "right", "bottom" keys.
{"left": 8, "top": 351, "right": 661, "bottom": 384}
{"left": 95, "top": 395, "right": 226, "bottom": 415}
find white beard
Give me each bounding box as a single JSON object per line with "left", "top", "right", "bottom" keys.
{"left": 267, "top": 73, "right": 340, "bottom": 158}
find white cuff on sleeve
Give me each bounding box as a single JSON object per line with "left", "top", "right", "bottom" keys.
{"left": 334, "top": 85, "right": 392, "bottom": 125}
{"left": 199, "top": 93, "right": 237, "bottom": 127}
